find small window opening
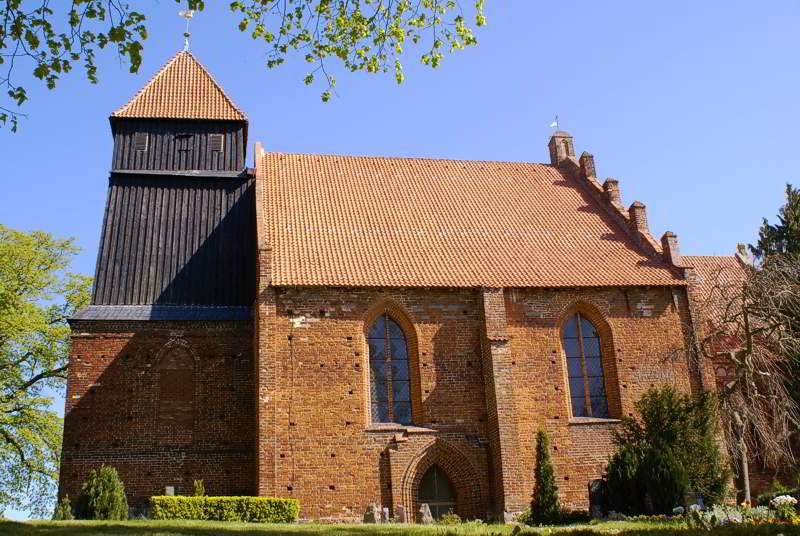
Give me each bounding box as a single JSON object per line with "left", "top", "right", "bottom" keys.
{"left": 209, "top": 133, "right": 224, "bottom": 152}
{"left": 134, "top": 132, "right": 148, "bottom": 151}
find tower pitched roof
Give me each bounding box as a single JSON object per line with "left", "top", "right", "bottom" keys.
{"left": 111, "top": 50, "right": 246, "bottom": 121}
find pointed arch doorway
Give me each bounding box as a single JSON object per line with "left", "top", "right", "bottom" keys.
{"left": 418, "top": 464, "right": 457, "bottom": 519}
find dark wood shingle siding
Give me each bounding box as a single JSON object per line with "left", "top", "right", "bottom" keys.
{"left": 111, "top": 119, "right": 246, "bottom": 172}
{"left": 92, "top": 174, "right": 256, "bottom": 306}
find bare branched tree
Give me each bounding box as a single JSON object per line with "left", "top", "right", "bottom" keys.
{"left": 693, "top": 253, "right": 800, "bottom": 502}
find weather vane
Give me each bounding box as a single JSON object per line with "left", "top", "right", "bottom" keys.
{"left": 179, "top": 9, "right": 195, "bottom": 51}
{"left": 549, "top": 115, "right": 560, "bottom": 130}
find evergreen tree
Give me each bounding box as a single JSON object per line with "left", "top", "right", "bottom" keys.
{"left": 607, "top": 388, "right": 728, "bottom": 514}
{"left": 75, "top": 466, "right": 128, "bottom": 520}
{"left": 750, "top": 183, "right": 800, "bottom": 260}
{"left": 530, "top": 429, "right": 560, "bottom": 524}
{"left": 52, "top": 495, "right": 74, "bottom": 521}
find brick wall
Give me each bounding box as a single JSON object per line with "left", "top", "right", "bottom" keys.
{"left": 255, "top": 287, "right": 491, "bottom": 520}
{"left": 253, "top": 284, "right": 699, "bottom": 520}
{"left": 59, "top": 319, "right": 255, "bottom": 509}
{"left": 60, "top": 283, "right": 700, "bottom": 519}
{"left": 505, "top": 286, "right": 697, "bottom": 511}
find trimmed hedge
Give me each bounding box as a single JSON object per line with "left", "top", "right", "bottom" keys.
{"left": 150, "top": 496, "right": 299, "bottom": 523}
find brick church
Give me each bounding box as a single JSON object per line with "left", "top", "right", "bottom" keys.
{"left": 59, "top": 49, "right": 747, "bottom": 521}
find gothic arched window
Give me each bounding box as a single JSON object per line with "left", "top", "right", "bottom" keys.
{"left": 368, "top": 314, "right": 412, "bottom": 425}
{"left": 562, "top": 313, "right": 609, "bottom": 418}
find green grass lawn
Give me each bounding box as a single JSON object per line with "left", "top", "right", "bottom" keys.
{"left": 1, "top": 520, "right": 799, "bottom": 536}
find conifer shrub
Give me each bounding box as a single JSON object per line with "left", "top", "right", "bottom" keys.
{"left": 607, "top": 446, "right": 644, "bottom": 515}
{"left": 75, "top": 465, "right": 128, "bottom": 520}
{"left": 530, "top": 428, "right": 561, "bottom": 524}
{"left": 52, "top": 495, "right": 74, "bottom": 520}
{"left": 606, "top": 387, "right": 728, "bottom": 515}
{"left": 193, "top": 479, "right": 205, "bottom": 497}
{"left": 150, "top": 496, "right": 300, "bottom": 523}
{"left": 638, "top": 447, "right": 689, "bottom": 515}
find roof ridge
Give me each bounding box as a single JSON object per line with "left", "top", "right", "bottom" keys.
{"left": 684, "top": 254, "right": 737, "bottom": 259}
{"left": 111, "top": 50, "right": 246, "bottom": 121}
{"left": 262, "top": 150, "right": 550, "bottom": 167}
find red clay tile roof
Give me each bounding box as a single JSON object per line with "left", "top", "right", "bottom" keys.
{"left": 257, "top": 151, "right": 685, "bottom": 288}
{"left": 111, "top": 51, "right": 246, "bottom": 121}
{"left": 685, "top": 255, "right": 748, "bottom": 316}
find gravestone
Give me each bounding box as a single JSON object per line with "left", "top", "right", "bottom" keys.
{"left": 588, "top": 479, "right": 606, "bottom": 518}
{"left": 418, "top": 503, "right": 434, "bottom": 524}
{"left": 363, "top": 503, "right": 381, "bottom": 523}
{"left": 165, "top": 486, "right": 175, "bottom": 496}
{"left": 382, "top": 507, "right": 390, "bottom": 523}
{"left": 395, "top": 504, "right": 408, "bottom": 523}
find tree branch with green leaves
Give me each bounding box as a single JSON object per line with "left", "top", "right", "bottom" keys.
{"left": 0, "top": 0, "right": 485, "bottom": 130}
{"left": 0, "top": 224, "right": 91, "bottom": 517}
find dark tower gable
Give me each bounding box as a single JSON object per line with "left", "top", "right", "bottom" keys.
{"left": 111, "top": 119, "right": 246, "bottom": 173}
{"left": 109, "top": 50, "right": 248, "bottom": 174}
{"left": 82, "top": 50, "right": 255, "bottom": 318}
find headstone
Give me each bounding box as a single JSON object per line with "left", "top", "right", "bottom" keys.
{"left": 418, "top": 503, "right": 434, "bottom": 524}
{"left": 382, "top": 507, "right": 390, "bottom": 523}
{"left": 588, "top": 479, "right": 606, "bottom": 519}
{"left": 363, "top": 503, "right": 381, "bottom": 523}
{"left": 395, "top": 504, "right": 407, "bottom": 523}
{"left": 503, "top": 510, "right": 516, "bottom": 523}
{"left": 165, "top": 486, "right": 175, "bottom": 496}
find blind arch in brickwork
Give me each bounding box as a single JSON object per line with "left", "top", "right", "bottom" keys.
{"left": 155, "top": 337, "right": 199, "bottom": 446}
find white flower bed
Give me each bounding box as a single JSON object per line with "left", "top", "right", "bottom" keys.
{"left": 771, "top": 495, "right": 798, "bottom": 508}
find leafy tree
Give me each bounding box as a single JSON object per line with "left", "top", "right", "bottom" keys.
{"left": 75, "top": 465, "right": 128, "bottom": 520}
{"left": 607, "top": 387, "right": 728, "bottom": 514}
{"left": 530, "top": 428, "right": 560, "bottom": 524}
{"left": 750, "top": 184, "right": 800, "bottom": 261}
{"left": 0, "top": 0, "right": 487, "bottom": 131}
{"left": 0, "top": 224, "right": 91, "bottom": 517}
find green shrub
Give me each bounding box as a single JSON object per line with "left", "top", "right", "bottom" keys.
{"left": 607, "top": 445, "right": 643, "bottom": 515}
{"left": 52, "top": 495, "right": 74, "bottom": 520}
{"left": 436, "top": 511, "right": 462, "bottom": 525}
{"left": 637, "top": 447, "right": 689, "bottom": 515}
{"left": 75, "top": 465, "right": 128, "bottom": 520}
{"left": 193, "top": 479, "right": 205, "bottom": 497}
{"left": 558, "top": 509, "right": 591, "bottom": 524}
{"left": 150, "top": 496, "right": 300, "bottom": 523}
{"left": 606, "top": 387, "right": 728, "bottom": 515}
{"left": 530, "top": 429, "right": 560, "bottom": 525}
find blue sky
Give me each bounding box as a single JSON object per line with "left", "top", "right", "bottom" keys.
{"left": 2, "top": 0, "right": 799, "bottom": 519}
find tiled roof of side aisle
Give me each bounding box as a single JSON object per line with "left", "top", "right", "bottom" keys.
{"left": 257, "top": 151, "right": 686, "bottom": 288}
{"left": 111, "top": 51, "right": 246, "bottom": 121}
{"left": 684, "top": 255, "right": 749, "bottom": 321}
